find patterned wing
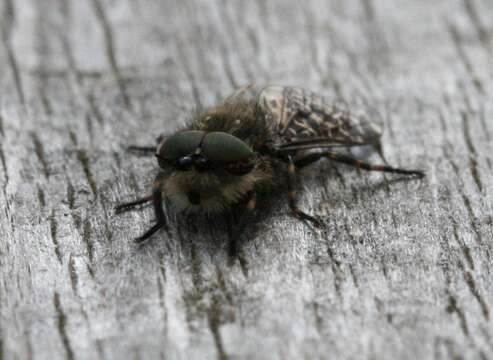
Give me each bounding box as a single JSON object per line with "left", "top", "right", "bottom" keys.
{"left": 258, "top": 86, "right": 383, "bottom": 151}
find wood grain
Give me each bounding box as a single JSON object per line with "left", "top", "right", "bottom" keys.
{"left": 1, "top": 0, "right": 492, "bottom": 359}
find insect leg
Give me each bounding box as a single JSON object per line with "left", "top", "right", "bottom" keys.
{"left": 293, "top": 151, "right": 423, "bottom": 176}
{"left": 135, "top": 172, "right": 168, "bottom": 245}
{"left": 126, "top": 145, "right": 156, "bottom": 155}
{"left": 324, "top": 152, "right": 425, "bottom": 177}
{"left": 115, "top": 195, "right": 153, "bottom": 214}
{"left": 286, "top": 155, "right": 323, "bottom": 228}
{"left": 294, "top": 152, "right": 326, "bottom": 168}
{"left": 126, "top": 134, "right": 165, "bottom": 155}
{"left": 228, "top": 192, "right": 257, "bottom": 259}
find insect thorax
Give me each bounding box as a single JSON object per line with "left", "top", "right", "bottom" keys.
{"left": 191, "top": 90, "right": 274, "bottom": 152}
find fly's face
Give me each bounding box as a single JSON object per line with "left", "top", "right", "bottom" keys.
{"left": 155, "top": 130, "right": 257, "bottom": 211}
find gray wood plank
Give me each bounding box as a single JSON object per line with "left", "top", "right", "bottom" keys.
{"left": 1, "top": 0, "right": 493, "bottom": 359}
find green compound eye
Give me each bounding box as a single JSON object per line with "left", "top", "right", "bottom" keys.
{"left": 201, "top": 132, "right": 253, "bottom": 164}
{"left": 158, "top": 130, "right": 205, "bottom": 160}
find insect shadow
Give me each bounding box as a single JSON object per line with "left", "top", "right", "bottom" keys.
{"left": 125, "top": 184, "right": 290, "bottom": 269}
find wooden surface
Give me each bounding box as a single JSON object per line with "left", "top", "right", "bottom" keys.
{"left": 1, "top": 0, "right": 493, "bottom": 359}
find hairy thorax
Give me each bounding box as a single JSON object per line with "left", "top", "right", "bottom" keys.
{"left": 163, "top": 166, "right": 273, "bottom": 212}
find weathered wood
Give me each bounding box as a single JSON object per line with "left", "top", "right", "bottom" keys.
{"left": 1, "top": 0, "right": 493, "bottom": 359}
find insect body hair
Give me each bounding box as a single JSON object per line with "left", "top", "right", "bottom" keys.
{"left": 163, "top": 162, "right": 275, "bottom": 212}
{"left": 191, "top": 99, "right": 272, "bottom": 152}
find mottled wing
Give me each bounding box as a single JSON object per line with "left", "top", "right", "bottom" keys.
{"left": 259, "top": 86, "right": 383, "bottom": 151}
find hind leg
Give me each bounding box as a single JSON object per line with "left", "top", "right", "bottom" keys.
{"left": 294, "top": 151, "right": 424, "bottom": 177}
{"left": 286, "top": 155, "right": 323, "bottom": 228}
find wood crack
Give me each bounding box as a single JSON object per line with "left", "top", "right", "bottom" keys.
{"left": 446, "top": 292, "right": 469, "bottom": 338}
{"left": 97, "top": 194, "right": 114, "bottom": 242}
{"left": 447, "top": 22, "right": 485, "bottom": 96}
{"left": 157, "top": 252, "right": 168, "bottom": 336}
{"left": 460, "top": 192, "right": 484, "bottom": 248}
{"left": 60, "top": 32, "right": 105, "bottom": 126}
{"left": 450, "top": 216, "right": 475, "bottom": 271}
{"left": 478, "top": 107, "right": 491, "bottom": 142}
{"left": 90, "top": 0, "right": 131, "bottom": 108}
{"left": 0, "top": 112, "right": 4, "bottom": 137}
{"left": 361, "top": 0, "right": 375, "bottom": 22}
{"left": 1, "top": 0, "right": 25, "bottom": 105}
{"left": 299, "top": 2, "right": 324, "bottom": 80}
{"left": 76, "top": 149, "right": 97, "bottom": 196}
{"left": 461, "top": 111, "right": 483, "bottom": 193}
{"left": 218, "top": 0, "right": 255, "bottom": 83}
{"left": 218, "top": 41, "right": 240, "bottom": 90}
{"left": 83, "top": 217, "right": 95, "bottom": 265}
{"left": 53, "top": 292, "right": 75, "bottom": 360}
{"left": 478, "top": 107, "right": 493, "bottom": 170}
{"left": 463, "top": 269, "right": 490, "bottom": 320}
{"left": 175, "top": 38, "right": 204, "bottom": 111}
{"left": 33, "top": 2, "right": 53, "bottom": 115}
{"left": 0, "top": 144, "right": 8, "bottom": 184}
{"left": 348, "top": 264, "right": 360, "bottom": 291}
{"left": 86, "top": 92, "right": 105, "bottom": 126}
{"left": 66, "top": 180, "right": 75, "bottom": 210}
{"left": 37, "top": 185, "right": 46, "bottom": 208}
{"left": 462, "top": 0, "right": 491, "bottom": 53}
{"left": 50, "top": 210, "right": 63, "bottom": 264}
{"left": 68, "top": 254, "right": 79, "bottom": 296}
{"left": 31, "top": 132, "right": 50, "bottom": 178}
{"left": 2, "top": 188, "right": 13, "bottom": 232}
{"left": 175, "top": 37, "right": 203, "bottom": 110}
{"left": 325, "top": 243, "right": 343, "bottom": 297}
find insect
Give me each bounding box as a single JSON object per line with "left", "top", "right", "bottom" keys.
{"left": 115, "top": 85, "right": 424, "bottom": 256}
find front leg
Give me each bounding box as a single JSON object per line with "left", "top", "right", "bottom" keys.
{"left": 126, "top": 145, "right": 156, "bottom": 155}
{"left": 135, "top": 171, "right": 169, "bottom": 245}
{"left": 115, "top": 194, "right": 152, "bottom": 214}
{"left": 227, "top": 191, "right": 257, "bottom": 259}
{"left": 125, "top": 134, "right": 168, "bottom": 155}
